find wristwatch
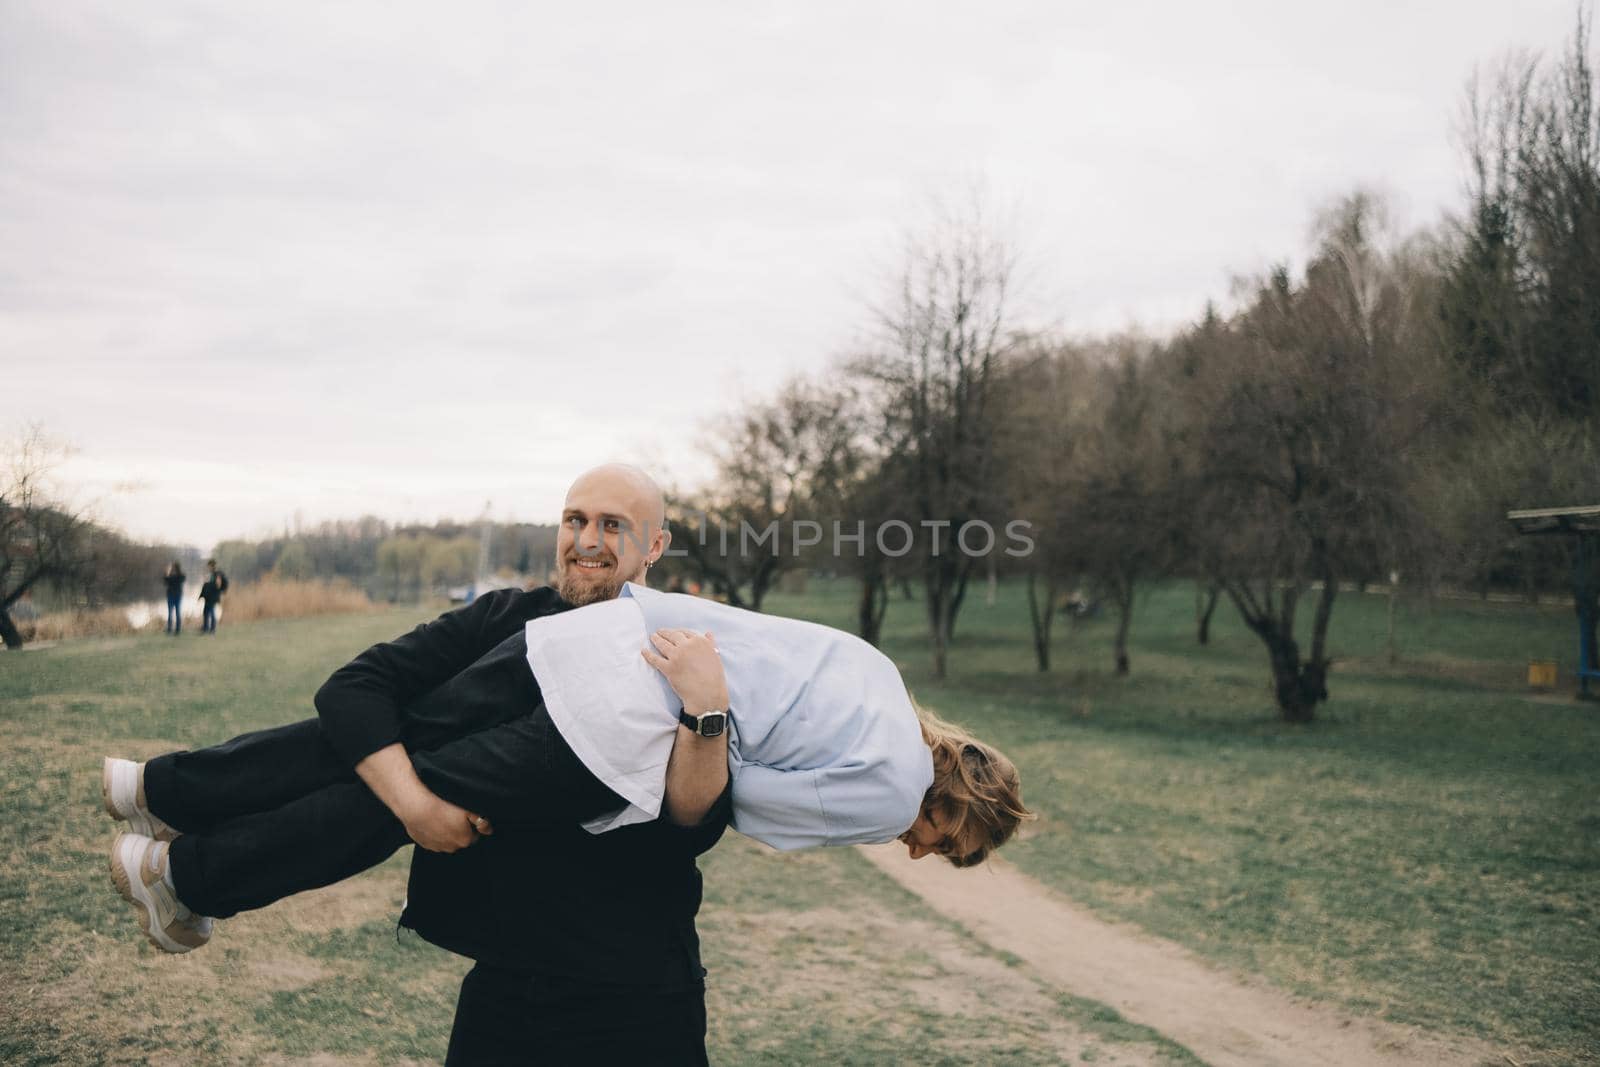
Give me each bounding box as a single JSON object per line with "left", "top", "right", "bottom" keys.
{"left": 678, "top": 707, "right": 730, "bottom": 738}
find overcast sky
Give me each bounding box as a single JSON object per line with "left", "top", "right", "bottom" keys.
{"left": 0, "top": 1, "right": 1582, "bottom": 549}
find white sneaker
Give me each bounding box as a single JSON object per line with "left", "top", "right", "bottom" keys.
{"left": 109, "top": 832, "right": 213, "bottom": 953}
{"left": 101, "top": 757, "right": 178, "bottom": 842}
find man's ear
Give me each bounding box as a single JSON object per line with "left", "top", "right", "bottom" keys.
{"left": 655, "top": 527, "right": 673, "bottom": 559}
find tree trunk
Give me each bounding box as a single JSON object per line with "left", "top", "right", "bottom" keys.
{"left": 872, "top": 576, "right": 889, "bottom": 644}
{"left": 858, "top": 577, "right": 877, "bottom": 645}
{"left": 0, "top": 609, "right": 22, "bottom": 650}
{"left": 1026, "top": 572, "right": 1056, "bottom": 672}
{"left": 1307, "top": 572, "right": 1337, "bottom": 690}
{"left": 1226, "top": 581, "right": 1332, "bottom": 723}
{"left": 1112, "top": 576, "right": 1133, "bottom": 675}
{"left": 1264, "top": 633, "right": 1320, "bottom": 723}
{"left": 749, "top": 555, "right": 781, "bottom": 613}
{"left": 857, "top": 567, "right": 889, "bottom": 647}
{"left": 718, "top": 574, "right": 747, "bottom": 609}
{"left": 1386, "top": 576, "right": 1399, "bottom": 665}
{"left": 1575, "top": 537, "right": 1599, "bottom": 691}
{"left": 947, "top": 556, "right": 974, "bottom": 641}
{"left": 1195, "top": 582, "right": 1220, "bottom": 645}
{"left": 927, "top": 576, "right": 949, "bottom": 680}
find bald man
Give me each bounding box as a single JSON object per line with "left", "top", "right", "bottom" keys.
{"left": 105, "top": 464, "right": 732, "bottom": 1064}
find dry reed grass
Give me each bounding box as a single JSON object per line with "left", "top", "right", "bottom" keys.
{"left": 23, "top": 578, "right": 373, "bottom": 642}
{"left": 26, "top": 604, "right": 147, "bottom": 642}
{"left": 223, "top": 577, "right": 374, "bottom": 623}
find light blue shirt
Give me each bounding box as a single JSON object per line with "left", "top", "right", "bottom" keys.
{"left": 524, "top": 581, "right": 932, "bottom": 850}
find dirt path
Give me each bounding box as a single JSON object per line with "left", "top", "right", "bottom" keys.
{"left": 858, "top": 844, "right": 1512, "bottom": 1067}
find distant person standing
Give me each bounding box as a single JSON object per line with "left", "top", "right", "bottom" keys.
{"left": 163, "top": 562, "right": 186, "bottom": 636}
{"left": 198, "top": 560, "right": 228, "bottom": 634}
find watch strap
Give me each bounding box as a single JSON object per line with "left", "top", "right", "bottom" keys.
{"left": 678, "top": 708, "right": 728, "bottom": 735}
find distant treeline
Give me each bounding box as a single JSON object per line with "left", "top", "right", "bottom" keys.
{"left": 212, "top": 518, "right": 560, "bottom": 603}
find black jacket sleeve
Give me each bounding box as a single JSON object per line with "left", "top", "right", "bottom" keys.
{"left": 314, "top": 586, "right": 566, "bottom": 767}
{"left": 656, "top": 779, "right": 733, "bottom": 858}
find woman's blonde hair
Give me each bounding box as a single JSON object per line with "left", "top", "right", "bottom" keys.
{"left": 915, "top": 701, "right": 1035, "bottom": 868}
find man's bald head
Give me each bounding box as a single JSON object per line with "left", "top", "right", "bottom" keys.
{"left": 554, "top": 463, "right": 672, "bottom": 605}
{"left": 564, "top": 463, "right": 666, "bottom": 532}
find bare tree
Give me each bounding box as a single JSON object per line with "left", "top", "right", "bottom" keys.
{"left": 852, "top": 204, "right": 1017, "bottom": 679}
{"left": 1443, "top": 13, "right": 1600, "bottom": 422}
{"left": 0, "top": 428, "right": 94, "bottom": 649}
{"left": 1441, "top": 52, "right": 1539, "bottom": 413}
{"left": 793, "top": 379, "right": 912, "bottom": 646}
{"left": 1072, "top": 339, "right": 1184, "bottom": 675}
{"left": 1518, "top": 11, "right": 1600, "bottom": 419}
{"left": 671, "top": 377, "right": 858, "bottom": 612}
{"left": 1158, "top": 305, "right": 1232, "bottom": 646}
{"left": 1184, "top": 195, "right": 1439, "bottom": 721}
{"left": 1002, "top": 333, "right": 1185, "bottom": 675}
{"left": 996, "top": 338, "right": 1091, "bottom": 671}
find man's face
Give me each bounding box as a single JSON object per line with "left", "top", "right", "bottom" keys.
{"left": 554, "top": 472, "right": 663, "bottom": 606}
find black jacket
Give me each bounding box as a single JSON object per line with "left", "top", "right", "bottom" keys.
{"left": 314, "top": 586, "right": 729, "bottom": 986}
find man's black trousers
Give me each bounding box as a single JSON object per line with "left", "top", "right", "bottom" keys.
{"left": 445, "top": 965, "right": 709, "bottom": 1066}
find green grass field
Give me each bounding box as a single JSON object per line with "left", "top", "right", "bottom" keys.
{"left": 0, "top": 606, "right": 1190, "bottom": 1066}
{"left": 1, "top": 580, "right": 1595, "bottom": 1063}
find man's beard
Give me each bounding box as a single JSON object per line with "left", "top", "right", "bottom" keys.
{"left": 555, "top": 556, "right": 638, "bottom": 606}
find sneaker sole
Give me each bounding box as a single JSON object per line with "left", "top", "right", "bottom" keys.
{"left": 101, "top": 757, "right": 177, "bottom": 842}
{"left": 110, "top": 833, "right": 192, "bottom": 954}
{"left": 108, "top": 832, "right": 136, "bottom": 905}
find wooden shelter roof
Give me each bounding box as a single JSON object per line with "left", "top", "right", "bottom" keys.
{"left": 1507, "top": 504, "right": 1600, "bottom": 535}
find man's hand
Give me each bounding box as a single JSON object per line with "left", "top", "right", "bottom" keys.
{"left": 641, "top": 629, "right": 729, "bottom": 714}
{"left": 400, "top": 792, "right": 493, "bottom": 853}
{"left": 644, "top": 628, "right": 732, "bottom": 827}
{"left": 354, "top": 742, "right": 493, "bottom": 853}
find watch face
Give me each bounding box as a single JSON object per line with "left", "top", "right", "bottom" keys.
{"left": 699, "top": 712, "right": 727, "bottom": 737}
